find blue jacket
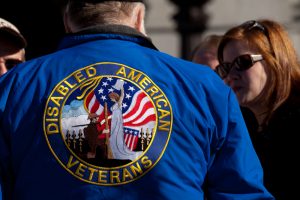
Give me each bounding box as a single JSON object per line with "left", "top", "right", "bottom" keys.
{"left": 0, "top": 25, "right": 273, "bottom": 200}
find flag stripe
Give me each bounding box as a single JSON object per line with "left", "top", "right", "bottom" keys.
{"left": 124, "top": 114, "right": 156, "bottom": 127}
{"left": 124, "top": 101, "right": 154, "bottom": 124}
{"left": 123, "top": 91, "right": 146, "bottom": 119}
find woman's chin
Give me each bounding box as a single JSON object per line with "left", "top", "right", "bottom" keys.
{"left": 237, "top": 96, "right": 249, "bottom": 107}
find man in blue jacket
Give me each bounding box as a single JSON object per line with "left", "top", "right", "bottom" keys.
{"left": 0, "top": 0, "right": 274, "bottom": 199}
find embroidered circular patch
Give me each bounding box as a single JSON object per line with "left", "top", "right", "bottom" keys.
{"left": 43, "top": 62, "right": 172, "bottom": 185}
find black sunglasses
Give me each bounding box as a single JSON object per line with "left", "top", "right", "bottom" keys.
{"left": 241, "top": 20, "right": 268, "bottom": 36}
{"left": 215, "top": 54, "right": 263, "bottom": 79}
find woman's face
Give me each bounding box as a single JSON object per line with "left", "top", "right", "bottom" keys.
{"left": 222, "top": 40, "right": 268, "bottom": 107}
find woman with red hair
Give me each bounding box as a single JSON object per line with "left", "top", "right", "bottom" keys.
{"left": 216, "top": 19, "right": 300, "bottom": 200}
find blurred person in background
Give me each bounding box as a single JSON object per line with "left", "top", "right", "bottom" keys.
{"left": 0, "top": 17, "right": 26, "bottom": 76}
{"left": 0, "top": 16, "right": 27, "bottom": 200}
{"left": 216, "top": 19, "right": 300, "bottom": 200}
{"left": 190, "top": 34, "right": 222, "bottom": 70}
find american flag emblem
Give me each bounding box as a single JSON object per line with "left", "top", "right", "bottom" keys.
{"left": 84, "top": 77, "right": 156, "bottom": 151}
{"left": 45, "top": 63, "right": 172, "bottom": 184}
{"left": 124, "top": 127, "right": 139, "bottom": 151}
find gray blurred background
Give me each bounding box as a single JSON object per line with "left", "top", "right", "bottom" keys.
{"left": 146, "top": 0, "right": 300, "bottom": 59}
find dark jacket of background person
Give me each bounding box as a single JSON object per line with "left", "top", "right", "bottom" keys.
{"left": 0, "top": 1, "right": 274, "bottom": 199}
{"left": 243, "top": 87, "right": 300, "bottom": 200}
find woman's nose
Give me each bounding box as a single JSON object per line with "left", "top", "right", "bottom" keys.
{"left": 224, "top": 67, "right": 239, "bottom": 85}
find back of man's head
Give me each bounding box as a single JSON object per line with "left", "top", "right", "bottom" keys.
{"left": 64, "top": 0, "right": 146, "bottom": 33}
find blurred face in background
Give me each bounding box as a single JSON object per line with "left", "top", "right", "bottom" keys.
{"left": 0, "top": 36, "right": 25, "bottom": 76}
{"left": 222, "top": 40, "right": 268, "bottom": 108}
{"left": 192, "top": 48, "right": 219, "bottom": 70}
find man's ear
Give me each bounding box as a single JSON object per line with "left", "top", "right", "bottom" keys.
{"left": 134, "top": 4, "right": 146, "bottom": 35}
{"left": 63, "top": 4, "right": 73, "bottom": 33}
{"left": 63, "top": 12, "right": 72, "bottom": 33}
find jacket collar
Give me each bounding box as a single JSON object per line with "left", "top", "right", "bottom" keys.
{"left": 58, "top": 24, "right": 158, "bottom": 50}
